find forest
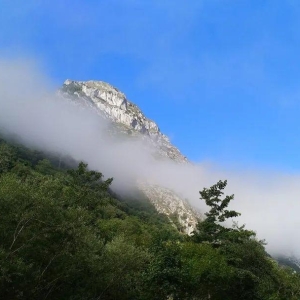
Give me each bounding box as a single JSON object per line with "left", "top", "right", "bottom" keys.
{"left": 0, "top": 136, "right": 299, "bottom": 300}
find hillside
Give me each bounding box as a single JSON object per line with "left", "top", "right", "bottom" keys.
{"left": 0, "top": 136, "right": 300, "bottom": 299}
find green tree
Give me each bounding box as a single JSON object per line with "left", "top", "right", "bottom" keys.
{"left": 1, "top": 137, "right": 300, "bottom": 299}
{"left": 35, "top": 159, "right": 55, "bottom": 175}
{"left": 192, "top": 180, "right": 275, "bottom": 299}
{"left": 0, "top": 143, "right": 16, "bottom": 173}
{"left": 194, "top": 180, "right": 254, "bottom": 246}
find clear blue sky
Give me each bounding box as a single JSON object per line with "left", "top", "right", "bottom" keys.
{"left": 1, "top": 0, "right": 300, "bottom": 170}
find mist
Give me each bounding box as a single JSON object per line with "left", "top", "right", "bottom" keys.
{"left": 0, "top": 59, "right": 299, "bottom": 258}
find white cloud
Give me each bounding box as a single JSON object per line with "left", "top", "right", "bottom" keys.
{"left": 0, "top": 58, "right": 299, "bottom": 259}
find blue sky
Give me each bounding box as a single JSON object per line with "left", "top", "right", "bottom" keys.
{"left": 1, "top": 0, "right": 300, "bottom": 170}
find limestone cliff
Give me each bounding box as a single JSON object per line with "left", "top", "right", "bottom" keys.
{"left": 60, "top": 79, "right": 201, "bottom": 233}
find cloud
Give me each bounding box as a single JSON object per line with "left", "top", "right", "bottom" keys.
{"left": 0, "top": 58, "right": 299, "bottom": 259}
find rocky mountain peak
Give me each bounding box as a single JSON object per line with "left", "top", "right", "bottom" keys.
{"left": 60, "top": 79, "right": 200, "bottom": 234}
{"left": 62, "top": 79, "right": 187, "bottom": 163}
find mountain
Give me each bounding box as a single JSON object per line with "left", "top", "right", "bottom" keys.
{"left": 60, "top": 79, "right": 200, "bottom": 234}
{"left": 1, "top": 80, "right": 300, "bottom": 299}
{"left": 2, "top": 135, "right": 299, "bottom": 299}
{"left": 61, "top": 80, "right": 187, "bottom": 163}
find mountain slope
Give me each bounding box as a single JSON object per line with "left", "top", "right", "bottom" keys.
{"left": 61, "top": 80, "right": 187, "bottom": 162}
{"left": 60, "top": 79, "right": 200, "bottom": 234}
{"left": 1, "top": 137, "right": 299, "bottom": 299}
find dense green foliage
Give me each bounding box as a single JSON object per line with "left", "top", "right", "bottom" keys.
{"left": 0, "top": 138, "right": 299, "bottom": 299}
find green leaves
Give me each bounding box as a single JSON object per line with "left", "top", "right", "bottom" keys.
{"left": 0, "top": 143, "right": 16, "bottom": 174}
{"left": 200, "top": 180, "right": 240, "bottom": 223}
{"left": 0, "top": 138, "right": 300, "bottom": 299}
{"left": 194, "top": 180, "right": 253, "bottom": 246}
{"left": 66, "top": 161, "right": 113, "bottom": 191}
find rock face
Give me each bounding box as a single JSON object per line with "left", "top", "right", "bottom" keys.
{"left": 138, "top": 182, "right": 199, "bottom": 235}
{"left": 60, "top": 79, "right": 200, "bottom": 233}
{"left": 277, "top": 255, "right": 300, "bottom": 273}
{"left": 62, "top": 80, "right": 187, "bottom": 163}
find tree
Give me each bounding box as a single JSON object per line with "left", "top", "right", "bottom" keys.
{"left": 192, "top": 180, "right": 283, "bottom": 299}
{"left": 35, "top": 159, "right": 55, "bottom": 175}
{"left": 0, "top": 143, "right": 16, "bottom": 174}
{"left": 67, "top": 161, "right": 113, "bottom": 191}
{"left": 193, "top": 180, "right": 254, "bottom": 246}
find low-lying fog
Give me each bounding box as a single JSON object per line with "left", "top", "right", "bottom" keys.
{"left": 0, "top": 59, "right": 299, "bottom": 258}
